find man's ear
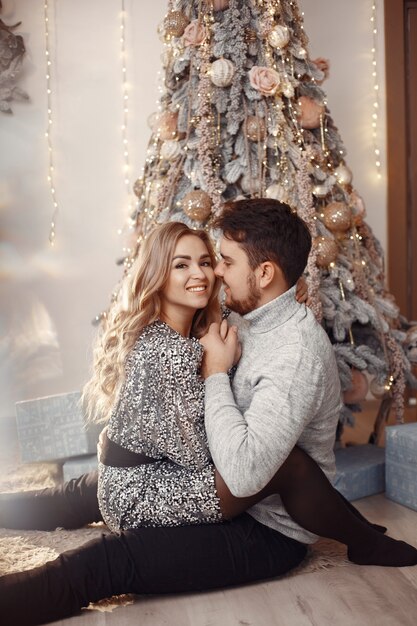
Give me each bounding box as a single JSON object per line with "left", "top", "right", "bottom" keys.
{"left": 258, "top": 261, "right": 276, "bottom": 288}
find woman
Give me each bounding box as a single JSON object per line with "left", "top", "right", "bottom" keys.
{"left": 87, "top": 222, "right": 225, "bottom": 530}
{"left": 1, "top": 222, "right": 416, "bottom": 625}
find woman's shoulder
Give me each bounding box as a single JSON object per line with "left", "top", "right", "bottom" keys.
{"left": 131, "top": 320, "right": 202, "bottom": 363}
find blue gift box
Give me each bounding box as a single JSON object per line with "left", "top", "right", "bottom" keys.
{"left": 15, "top": 391, "right": 102, "bottom": 463}
{"left": 63, "top": 454, "right": 98, "bottom": 482}
{"left": 385, "top": 423, "right": 417, "bottom": 512}
{"left": 334, "top": 444, "right": 385, "bottom": 501}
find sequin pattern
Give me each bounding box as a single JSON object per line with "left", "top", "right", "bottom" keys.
{"left": 98, "top": 320, "right": 223, "bottom": 531}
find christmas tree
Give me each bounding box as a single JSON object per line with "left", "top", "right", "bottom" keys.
{"left": 119, "top": 0, "right": 416, "bottom": 431}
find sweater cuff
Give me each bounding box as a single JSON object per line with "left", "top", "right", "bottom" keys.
{"left": 205, "top": 372, "right": 233, "bottom": 398}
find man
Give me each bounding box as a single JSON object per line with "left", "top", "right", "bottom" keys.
{"left": 201, "top": 197, "right": 341, "bottom": 545}
{"left": 200, "top": 199, "right": 415, "bottom": 563}
{"left": 1, "top": 199, "right": 416, "bottom": 625}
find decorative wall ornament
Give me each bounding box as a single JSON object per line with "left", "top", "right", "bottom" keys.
{"left": 0, "top": 2, "right": 28, "bottom": 114}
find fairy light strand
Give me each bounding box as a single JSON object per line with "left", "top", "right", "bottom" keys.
{"left": 44, "top": 0, "right": 58, "bottom": 245}
{"left": 120, "top": 1, "right": 132, "bottom": 201}
{"left": 119, "top": 1, "right": 140, "bottom": 264}
{"left": 371, "top": 1, "right": 382, "bottom": 179}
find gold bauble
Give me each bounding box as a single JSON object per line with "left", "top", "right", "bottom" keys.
{"left": 343, "top": 369, "right": 369, "bottom": 404}
{"left": 322, "top": 202, "right": 352, "bottom": 233}
{"left": 164, "top": 11, "right": 190, "bottom": 38}
{"left": 240, "top": 173, "right": 260, "bottom": 194}
{"left": 312, "top": 184, "right": 328, "bottom": 199}
{"left": 160, "top": 139, "right": 182, "bottom": 161}
{"left": 265, "top": 183, "right": 288, "bottom": 202}
{"left": 157, "top": 111, "right": 179, "bottom": 141}
{"left": 282, "top": 81, "right": 294, "bottom": 98}
{"left": 210, "top": 58, "right": 235, "bottom": 87}
{"left": 133, "top": 179, "right": 143, "bottom": 198}
{"left": 314, "top": 236, "right": 338, "bottom": 267}
{"left": 182, "top": 190, "right": 212, "bottom": 221}
{"left": 245, "top": 116, "right": 266, "bottom": 141}
{"left": 267, "top": 25, "right": 290, "bottom": 49}
{"left": 335, "top": 164, "right": 353, "bottom": 186}
{"left": 148, "top": 180, "right": 163, "bottom": 207}
{"left": 370, "top": 377, "right": 389, "bottom": 399}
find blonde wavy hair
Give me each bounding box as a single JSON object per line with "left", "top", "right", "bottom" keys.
{"left": 83, "top": 222, "right": 221, "bottom": 423}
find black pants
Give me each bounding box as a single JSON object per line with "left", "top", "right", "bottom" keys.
{"left": 0, "top": 473, "right": 307, "bottom": 625}
{"left": 0, "top": 471, "right": 102, "bottom": 530}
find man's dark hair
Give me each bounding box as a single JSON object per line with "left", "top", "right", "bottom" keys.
{"left": 214, "top": 198, "right": 312, "bottom": 287}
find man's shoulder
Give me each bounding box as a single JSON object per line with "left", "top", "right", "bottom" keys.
{"left": 296, "top": 307, "right": 337, "bottom": 370}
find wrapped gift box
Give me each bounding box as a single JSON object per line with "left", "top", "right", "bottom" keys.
{"left": 15, "top": 391, "right": 102, "bottom": 462}
{"left": 334, "top": 444, "right": 385, "bottom": 501}
{"left": 385, "top": 423, "right": 417, "bottom": 512}
{"left": 63, "top": 454, "right": 98, "bottom": 482}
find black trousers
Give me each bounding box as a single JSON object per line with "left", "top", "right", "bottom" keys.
{"left": 0, "top": 473, "right": 307, "bottom": 625}
{"left": 0, "top": 471, "right": 103, "bottom": 530}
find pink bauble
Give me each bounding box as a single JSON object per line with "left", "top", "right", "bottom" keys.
{"left": 298, "top": 96, "right": 325, "bottom": 129}
{"left": 157, "top": 111, "right": 179, "bottom": 141}
{"left": 343, "top": 369, "right": 369, "bottom": 404}
{"left": 213, "top": 0, "right": 229, "bottom": 10}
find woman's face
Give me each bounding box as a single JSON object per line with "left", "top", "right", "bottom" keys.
{"left": 160, "top": 234, "right": 216, "bottom": 316}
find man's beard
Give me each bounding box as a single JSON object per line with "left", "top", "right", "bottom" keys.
{"left": 225, "top": 272, "right": 261, "bottom": 315}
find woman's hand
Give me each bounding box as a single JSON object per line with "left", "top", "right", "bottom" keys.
{"left": 296, "top": 276, "right": 309, "bottom": 305}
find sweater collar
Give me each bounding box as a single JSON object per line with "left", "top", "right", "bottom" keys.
{"left": 242, "top": 285, "right": 300, "bottom": 333}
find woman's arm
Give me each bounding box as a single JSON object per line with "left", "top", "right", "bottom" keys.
{"left": 109, "top": 328, "right": 211, "bottom": 469}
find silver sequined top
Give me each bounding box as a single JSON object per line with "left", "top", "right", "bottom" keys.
{"left": 98, "top": 320, "right": 222, "bottom": 531}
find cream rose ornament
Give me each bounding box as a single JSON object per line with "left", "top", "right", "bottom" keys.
{"left": 183, "top": 20, "right": 206, "bottom": 47}
{"left": 249, "top": 66, "right": 281, "bottom": 96}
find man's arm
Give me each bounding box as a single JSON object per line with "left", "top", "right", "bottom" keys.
{"left": 204, "top": 345, "right": 325, "bottom": 498}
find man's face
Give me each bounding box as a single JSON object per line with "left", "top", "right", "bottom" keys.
{"left": 215, "top": 236, "right": 261, "bottom": 315}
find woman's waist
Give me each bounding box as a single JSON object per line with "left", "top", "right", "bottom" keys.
{"left": 99, "top": 432, "right": 162, "bottom": 468}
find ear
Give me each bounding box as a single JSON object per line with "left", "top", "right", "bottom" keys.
{"left": 257, "top": 261, "right": 276, "bottom": 288}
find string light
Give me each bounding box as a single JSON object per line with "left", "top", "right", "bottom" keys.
{"left": 120, "top": 1, "right": 135, "bottom": 218}
{"left": 44, "top": 0, "right": 58, "bottom": 245}
{"left": 370, "top": 1, "right": 382, "bottom": 179}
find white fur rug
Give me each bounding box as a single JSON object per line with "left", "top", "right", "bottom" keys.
{"left": 0, "top": 461, "right": 350, "bottom": 610}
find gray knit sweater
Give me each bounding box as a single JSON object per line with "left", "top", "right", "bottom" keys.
{"left": 204, "top": 286, "right": 342, "bottom": 544}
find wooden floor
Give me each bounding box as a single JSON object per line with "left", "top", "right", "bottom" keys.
{"left": 44, "top": 494, "right": 417, "bottom": 626}
{"left": 2, "top": 401, "right": 417, "bottom": 626}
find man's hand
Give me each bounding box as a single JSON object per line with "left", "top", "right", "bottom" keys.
{"left": 200, "top": 320, "right": 240, "bottom": 379}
